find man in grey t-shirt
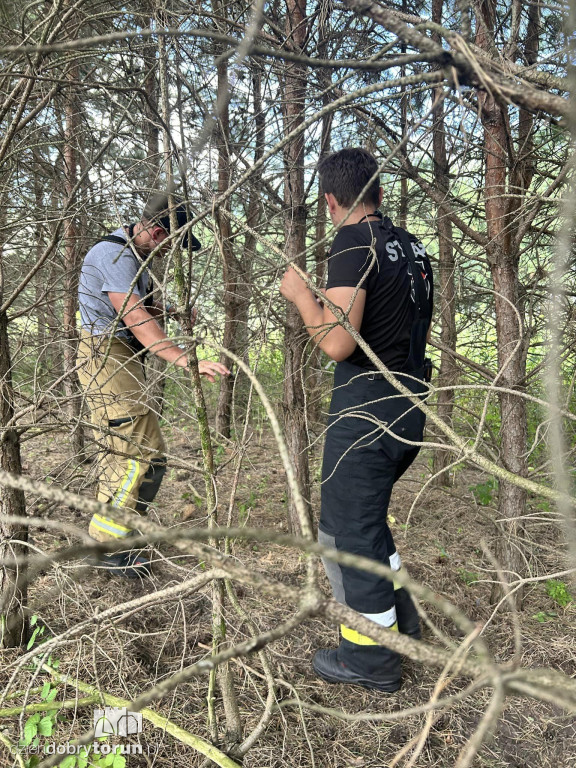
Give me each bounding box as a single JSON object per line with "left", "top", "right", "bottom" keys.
{"left": 77, "top": 194, "right": 229, "bottom": 577}
{"left": 78, "top": 227, "right": 154, "bottom": 341}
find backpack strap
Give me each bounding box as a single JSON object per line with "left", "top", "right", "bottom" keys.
{"left": 386, "top": 222, "right": 432, "bottom": 378}
{"left": 392, "top": 225, "right": 430, "bottom": 321}
{"left": 99, "top": 234, "right": 129, "bottom": 246}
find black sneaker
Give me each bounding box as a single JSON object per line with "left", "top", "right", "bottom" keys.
{"left": 312, "top": 649, "right": 401, "bottom": 692}
{"left": 94, "top": 551, "right": 152, "bottom": 579}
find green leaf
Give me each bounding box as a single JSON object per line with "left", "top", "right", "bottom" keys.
{"left": 46, "top": 687, "right": 58, "bottom": 702}
{"left": 41, "top": 682, "right": 51, "bottom": 700}
{"left": 30, "top": 615, "right": 38, "bottom": 627}
{"left": 61, "top": 756, "right": 77, "bottom": 768}
{"left": 545, "top": 579, "right": 573, "bottom": 608}
{"left": 23, "top": 717, "right": 39, "bottom": 745}
{"left": 27, "top": 627, "right": 40, "bottom": 650}
{"left": 38, "top": 716, "right": 54, "bottom": 736}
{"left": 532, "top": 610, "right": 556, "bottom": 623}
{"left": 112, "top": 754, "right": 126, "bottom": 768}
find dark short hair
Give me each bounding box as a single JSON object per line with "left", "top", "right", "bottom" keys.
{"left": 317, "top": 148, "right": 380, "bottom": 208}
{"left": 142, "top": 193, "right": 201, "bottom": 250}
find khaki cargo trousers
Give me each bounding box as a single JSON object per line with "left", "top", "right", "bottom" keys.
{"left": 77, "top": 331, "right": 166, "bottom": 543}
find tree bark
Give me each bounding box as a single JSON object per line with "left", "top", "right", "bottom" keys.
{"left": 141, "top": 19, "right": 167, "bottom": 416}
{"left": 0, "top": 226, "right": 28, "bottom": 649}
{"left": 476, "top": 2, "right": 527, "bottom": 607}
{"left": 281, "top": 0, "right": 312, "bottom": 535}
{"left": 34, "top": 172, "right": 49, "bottom": 386}
{"left": 306, "top": 9, "right": 332, "bottom": 427}
{"left": 62, "top": 66, "right": 85, "bottom": 463}
{"left": 229, "top": 67, "right": 262, "bottom": 423}
{"left": 431, "top": 0, "right": 458, "bottom": 486}
{"left": 214, "top": 55, "right": 242, "bottom": 439}
{"left": 398, "top": 0, "right": 408, "bottom": 229}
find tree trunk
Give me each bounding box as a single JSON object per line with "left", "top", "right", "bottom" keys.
{"left": 281, "top": 0, "right": 312, "bottom": 535}
{"left": 62, "top": 67, "right": 85, "bottom": 462}
{"left": 398, "top": 0, "right": 408, "bottom": 230}
{"left": 477, "top": 2, "right": 527, "bottom": 607}
{"left": 214, "top": 55, "right": 241, "bottom": 439}
{"left": 431, "top": 0, "right": 458, "bottom": 486}
{"left": 144, "top": 27, "right": 161, "bottom": 194}
{"left": 306, "top": 12, "right": 332, "bottom": 427}
{"left": 45, "top": 181, "right": 65, "bottom": 391}
{"left": 223, "top": 67, "right": 263, "bottom": 429}
{"left": 142, "top": 22, "right": 167, "bottom": 416}
{"left": 0, "top": 234, "right": 28, "bottom": 649}
{"left": 34, "top": 173, "right": 49, "bottom": 387}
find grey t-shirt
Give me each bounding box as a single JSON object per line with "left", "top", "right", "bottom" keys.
{"left": 78, "top": 228, "right": 151, "bottom": 340}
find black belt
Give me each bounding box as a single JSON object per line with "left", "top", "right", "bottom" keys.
{"left": 362, "top": 361, "right": 431, "bottom": 383}
{"left": 363, "top": 368, "right": 423, "bottom": 381}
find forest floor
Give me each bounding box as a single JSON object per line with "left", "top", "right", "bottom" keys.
{"left": 2, "top": 407, "right": 575, "bottom": 768}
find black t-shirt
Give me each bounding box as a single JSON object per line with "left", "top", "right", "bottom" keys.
{"left": 326, "top": 217, "right": 433, "bottom": 370}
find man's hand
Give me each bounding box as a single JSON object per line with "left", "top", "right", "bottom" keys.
{"left": 198, "top": 360, "right": 230, "bottom": 383}
{"left": 280, "top": 265, "right": 310, "bottom": 303}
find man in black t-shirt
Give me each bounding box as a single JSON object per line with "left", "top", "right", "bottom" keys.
{"left": 280, "top": 147, "right": 433, "bottom": 692}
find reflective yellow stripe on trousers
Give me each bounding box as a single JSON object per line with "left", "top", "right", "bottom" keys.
{"left": 341, "top": 604, "right": 399, "bottom": 646}
{"left": 90, "top": 459, "right": 141, "bottom": 538}
{"left": 111, "top": 458, "right": 141, "bottom": 508}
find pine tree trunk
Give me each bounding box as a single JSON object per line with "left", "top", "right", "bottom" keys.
{"left": 398, "top": 0, "right": 408, "bottom": 230}
{"left": 214, "top": 56, "right": 241, "bottom": 438}
{"left": 62, "top": 67, "right": 85, "bottom": 462}
{"left": 34, "top": 175, "right": 49, "bottom": 387}
{"left": 306, "top": 14, "right": 332, "bottom": 428}
{"left": 0, "top": 234, "right": 28, "bottom": 649}
{"left": 477, "top": 2, "right": 527, "bottom": 607}
{"left": 142, "top": 24, "right": 167, "bottom": 416}
{"left": 282, "top": 0, "right": 312, "bottom": 535}
{"left": 431, "top": 0, "right": 458, "bottom": 486}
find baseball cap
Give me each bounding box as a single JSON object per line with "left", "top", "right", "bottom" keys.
{"left": 143, "top": 193, "right": 202, "bottom": 250}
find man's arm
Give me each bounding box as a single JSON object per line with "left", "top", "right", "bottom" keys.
{"left": 145, "top": 302, "right": 165, "bottom": 319}
{"left": 108, "top": 292, "right": 227, "bottom": 381}
{"left": 280, "top": 267, "right": 366, "bottom": 362}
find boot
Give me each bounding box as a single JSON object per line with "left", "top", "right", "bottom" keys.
{"left": 312, "top": 634, "right": 401, "bottom": 692}
{"left": 92, "top": 549, "right": 152, "bottom": 579}
{"left": 394, "top": 587, "right": 421, "bottom": 639}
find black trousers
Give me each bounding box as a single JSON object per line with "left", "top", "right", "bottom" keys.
{"left": 320, "top": 360, "right": 427, "bottom": 625}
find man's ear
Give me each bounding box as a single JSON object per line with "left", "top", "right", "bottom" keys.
{"left": 325, "top": 192, "right": 338, "bottom": 214}
{"left": 151, "top": 226, "right": 168, "bottom": 244}
{"left": 378, "top": 186, "right": 384, "bottom": 206}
